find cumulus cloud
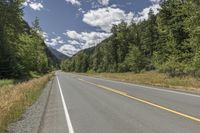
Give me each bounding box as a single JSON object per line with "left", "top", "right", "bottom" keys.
{"left": 43, "top": 1, "right": 163, "bottom": 56}
{"left": 68, "top": 40, "right": 80, "bottom": 45}
{"left": 23, "top": 0, "right": 30, "bottom": 6}
{"left": 45, "top": 36, "right": 65, "bottom": 47}
{"left": 41, "top": 32, "right": 48, "bottom": 39}
{"left": 64, "top": 30, "right": 111, "bottom": 49}
{"left": 58, "top": 44, "right": 80, "bottom": 57}
{"left": 111, "top": 4, "right": 117, "bottom": 8}
{"left": 78, "top": 8, "right": 85, "bottom": 13}
{"left": 23, "top": 0, "right": 44, "bottom": 11}
{"left": 29, "top": 2, "right": 43, "bottom": 11}
{"left": 44, "top": 31, "right": 111, "bottom": 57}
{"left": 98, "top": 0, "right": 109, "bottom": 6}
{"left": 150, "top": 0, "right": 161, "bottom": 3}
{"left": 45, "top": 35, "right": 80, "bottom": 56}
{"left": 134, "top": 3, "right": 161, "bottom": 22}
{"left": 65, "top": 0, "right": 81, "bottom": 6}
{"left": 83, "top": 7, "right": 134, "bottom": 32}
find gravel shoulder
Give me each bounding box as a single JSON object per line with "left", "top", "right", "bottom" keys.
{"left": 7, "top": 77, "right": 54, "bottom": 133}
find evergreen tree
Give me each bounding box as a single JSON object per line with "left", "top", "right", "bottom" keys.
{"left": 0, "top": 0, "right": 52, "bottom": 79}
{"left": 61, "top": 0, "right": 200, "bottom": 77}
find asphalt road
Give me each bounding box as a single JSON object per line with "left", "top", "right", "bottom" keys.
{"left": 40, "top": 71, "right": 200, "bottom": 133}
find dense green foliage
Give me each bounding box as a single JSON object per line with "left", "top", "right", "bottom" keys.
{"left": 61, "top": 0, "right": 200, "bottom": 77}
{"left": 0, "top": 0, "right": 54, "bottom": 79}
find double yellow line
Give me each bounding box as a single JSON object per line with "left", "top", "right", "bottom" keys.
{"left": 78, "top": 78, "right": 200, "bottom": 123}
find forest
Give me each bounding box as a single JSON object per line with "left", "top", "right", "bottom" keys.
{"left": 61, "top": 0, "right": 200, "bottom": 77}
{"left": 0, "top": 0, "right": 57, "bottom": 79}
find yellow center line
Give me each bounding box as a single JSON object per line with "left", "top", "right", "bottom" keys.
{"left": 78, "top": 78, "right": 200, "bottom": 123}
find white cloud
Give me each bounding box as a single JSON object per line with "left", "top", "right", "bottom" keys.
{"left": 43, "top": 1, "right": 163, "bottom": 56}
{"left": 23, "top": 0, "right": 44, "bottom": 11}
{"left": 65, "top": 0, "right": 81, "bottom": 6}
{"left": 44, "top": 31, "right": 111, "bottom": 57}
{"left": 98, "top": 0, "right": 109, "bottom": 6}
{"left": 68, "top": 40, "right": 80, "bottom": 45}
{"left": 45, "top": 36, "right": 65, "bottom": 47}
{"left": 134, "top": 3, "right": 161, "bottom": 22}
{"left": 78, "top": 8, "right": 85, "bottom": 13}
{"left": 58, "top": 44, "right": 80, "bottom": 57}
{"left": 45, "top": 35, "right": 80, "bottom": 57}
{"left": 64, "top": 30, "right": 111, "bottom": 49}
{"left": 65, "top": 31, "right": 82, "bottom": 41}
{"left": 29, "top": 2, "right": 43, "bottom": 10}
{"left": 83, "top": 7, "right": 134, "bottom": 32}
{"left": 150, "top": 0, "right": 161, "bottom": 3}
{"left": 23, "top": 0, "right": 29, "bottom": 6}
{"left": 111, "top": 4, "right": 117, "bottom": 8}
{"left": 41, "top": 32, "right": 48, "bottom": 39}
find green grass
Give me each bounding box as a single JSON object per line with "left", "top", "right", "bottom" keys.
{"left": 0, "top": 73, "right": 53, "bottom": 132}
{"left": 83, "top": 71, "right": 200, "bottom": 93}
{"left": 0, "top": 80, "right": 14, "bottom": 87}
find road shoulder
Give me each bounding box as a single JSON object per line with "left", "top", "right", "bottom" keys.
{"left": 7, "top": 78, "right": 54, "bottom": 133}
{"left": 38, "top": 76, "right": 69, "bottom": 133}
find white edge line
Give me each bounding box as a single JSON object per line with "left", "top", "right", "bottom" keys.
{"left": 73, "top": 74, "right": 200, "bottom": 98}
{"left": 56, "top": 75, "right": 74, "bottom": 133}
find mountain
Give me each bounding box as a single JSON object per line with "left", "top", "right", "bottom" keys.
{"left": 47, "top": 46, "right": 69, "bottom": 60}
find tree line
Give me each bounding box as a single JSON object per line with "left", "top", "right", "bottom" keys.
{"left": 61, "top": 0, "right": 200, "bottom": 77}
{"left": 0, "top": 0, "right": 55, "bottom": 79}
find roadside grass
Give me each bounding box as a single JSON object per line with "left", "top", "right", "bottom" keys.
{"left": 84, "top": 71, "right": 200, "bottom": 93}
{"left": 0, "top": 80, "right": 14, "bottom": 88}
{"left": 0, "top": 73, "right": 54, "bottom": 132}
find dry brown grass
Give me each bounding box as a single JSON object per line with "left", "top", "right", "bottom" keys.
{"left": 0, "top": 73, "right": 53, "bottom": 132}
{"left": 84, "top": 71, "right": 200, "bottom": 93}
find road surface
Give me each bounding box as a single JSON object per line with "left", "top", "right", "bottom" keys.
{"left": 39, "top": 71, "right": 200, "bottom": 133}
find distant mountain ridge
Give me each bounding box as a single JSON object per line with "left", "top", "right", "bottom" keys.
{"left": 47, "top": 46, "right": 69, "bottom": 60}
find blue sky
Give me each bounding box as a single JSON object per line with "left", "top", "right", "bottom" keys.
{"left": 23, "top": 0, "right": 161, "bottom": 56}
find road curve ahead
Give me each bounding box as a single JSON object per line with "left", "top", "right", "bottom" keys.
{"left": 40, "top": 71, "right": 200, "bottom": 133}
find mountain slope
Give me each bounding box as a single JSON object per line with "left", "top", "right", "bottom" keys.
{"left": 61, "top": 0, "right": 200, "bottom": 76}
{"left": 47, "top": 47, "right": 69, "bottom": 60}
